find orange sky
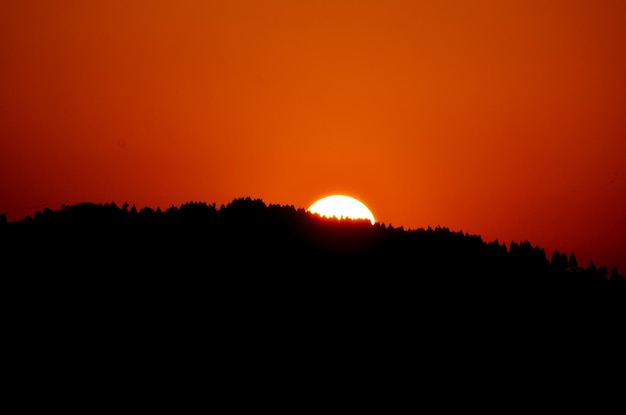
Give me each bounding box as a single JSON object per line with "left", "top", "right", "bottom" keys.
{"left": 2, "top": 0, "right": 625, "bottom": 273}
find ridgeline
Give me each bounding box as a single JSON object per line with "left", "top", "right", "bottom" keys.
{"left": 2, "top": 197, "right": 624, "bottom": 388}
{"left": 2, "top": 197, "right": 623, "bottom": 301}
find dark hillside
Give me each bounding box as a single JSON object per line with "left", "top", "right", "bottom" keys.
{"left": 2, "top": 197, "right": 624, "bottom": 401}
{"left": 2, "top": 197, "right": 623, "bottom": 305}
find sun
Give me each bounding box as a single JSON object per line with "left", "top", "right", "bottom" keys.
{"left": 308, "top": 195, "right": 376, "bottom": 225}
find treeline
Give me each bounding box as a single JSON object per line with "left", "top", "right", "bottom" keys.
{"left": 3, "top": 197, "right": 622, "bottom": 389}
{"left": 2, "top": 196, "right": 625, "bottom": 341}
{"left": 1, "top": 197, "right": 623, "bottom": 286}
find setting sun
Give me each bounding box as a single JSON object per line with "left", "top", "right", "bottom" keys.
{"left": 308, "top": 195, "right": 376, "bottom": 225}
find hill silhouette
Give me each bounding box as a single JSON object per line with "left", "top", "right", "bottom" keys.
{"left": 2, "top": 197, "right": 624, "bottom": 401}
{"left": 2, "top": 197, "right": 623, "bottom": 302}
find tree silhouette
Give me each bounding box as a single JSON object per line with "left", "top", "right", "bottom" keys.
{"left": 568, "top": 253, "right": 578, "bottom": 271}
{"left": 610, "top": 266, "right": 623, "bottom": 283}
{"left": 1, "top": 197, "right": 623, "bottom": 309}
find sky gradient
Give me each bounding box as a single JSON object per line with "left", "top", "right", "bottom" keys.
{"left": 2, "top": 0, "right": 625, "bottom": 273}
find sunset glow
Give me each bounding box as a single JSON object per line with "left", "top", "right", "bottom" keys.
{"left": 1, "top": 1, "right": 625, "bottom": 274}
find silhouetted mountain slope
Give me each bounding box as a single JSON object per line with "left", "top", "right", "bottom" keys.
{"left": 2, "top": 198, "right": 624, "bottom": 401}
{"left": 2, "top": 197, "right": 623, "bottom": 305}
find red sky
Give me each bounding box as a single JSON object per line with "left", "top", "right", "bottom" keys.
{"left": 2, "top": 0, "right": 625, "bottom": 273}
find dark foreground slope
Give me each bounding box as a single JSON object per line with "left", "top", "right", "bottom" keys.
{"left": 2, "top": 197, "right": 623, "bottom": 307}
{"left": 2, "top": 197, "right": 624, "bottom": 406}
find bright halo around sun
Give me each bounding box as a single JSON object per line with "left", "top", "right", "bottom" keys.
{"left": 308, "top": 195, "right": 376, "bottom": 225}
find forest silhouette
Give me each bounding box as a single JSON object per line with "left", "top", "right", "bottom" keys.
{"left": 2, "top": 197, "right": 623, "bottom": 303}
{"left": 2, "top": 196, "right": 624, "bottom": 388}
